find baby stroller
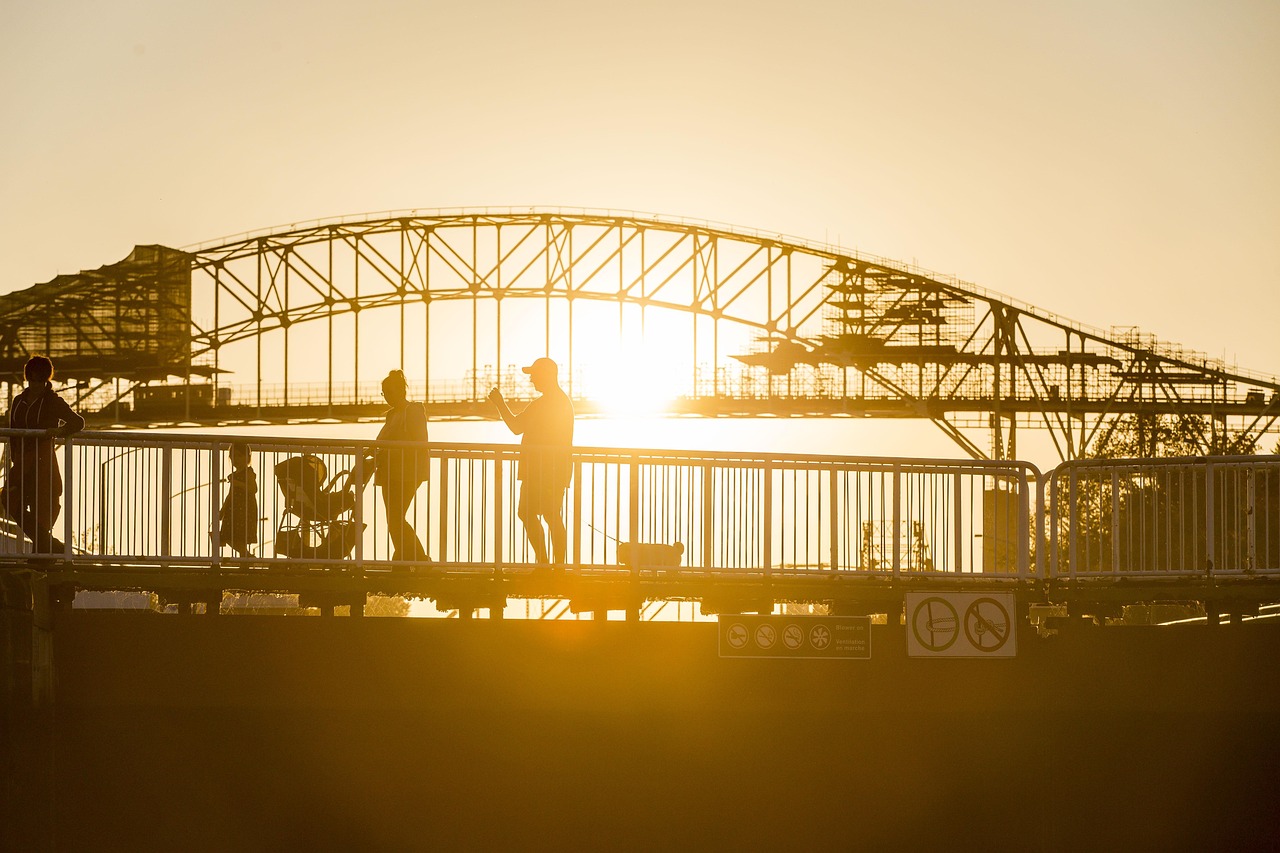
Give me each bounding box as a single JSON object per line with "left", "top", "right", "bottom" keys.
{"left": 273, "top": 454, "right": 366, "bottom": 560}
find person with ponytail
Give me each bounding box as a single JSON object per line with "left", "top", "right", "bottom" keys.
{"left": 368, "top": 369, "right": 431, "bottom": 564}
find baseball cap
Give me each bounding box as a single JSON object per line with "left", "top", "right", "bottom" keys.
{"left": 522, "top": 357, "right": 558, "bottom": 377}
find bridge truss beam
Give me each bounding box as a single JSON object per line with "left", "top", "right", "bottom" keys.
{"left": 44, "top": 209, "right": 1279, "bottom": 460}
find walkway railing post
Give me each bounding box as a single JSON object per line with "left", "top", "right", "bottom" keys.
{"left": 1018, "top": 471, "right": 1031, "bottom": 578}
{"left": 630, "top": 455, "right": 641, "bottom": 577}
{"left": 493, "top": 451, "right": 503, "bottom": 574}
{"left": 1246, "top": 465, "right": 1257, "bottom": 573}
{"left": 829, "top": 468, "right": 839, "bottom": 573}
{"left": 572, "top": 460, "right": 583, "bottom": 568}
{"left": 353, "top": 450, "right": 365, "bottom": 565}
{"left": 762, "top": 462, "right": 772, "bottom": 575}
{"left": 210, "top": 446, "right": 221, "bottom": 567}
{"left": 160, "top": 446, "right": 172, "bottom": 559}
{"left": 701, "top": 462, "right": 714, "bottom": 572}
{"left": 1205, "top": 460, "right": 1216, "bottom": 576}
{"left": 892, "top": 467, "right": 901, "bottom": 577}
{"left": 437, "top": 455, "right": 449, "bottom": 565}
{"left": 1068, "top": 468, "right": 1078, "bottom": 580}
{"left": 62, "top": 437, "right": 74, "bottom": 559}
{"left": 1110, "top": 471, "right": 1120, "bottom": 573}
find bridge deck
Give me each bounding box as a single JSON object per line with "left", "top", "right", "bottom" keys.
{"left": 2, "top": 429, "right": 1277, "bottom": 620}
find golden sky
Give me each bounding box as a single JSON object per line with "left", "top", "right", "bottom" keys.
{"left": 2, "top": 0, "right": 1277, "bottom": 374}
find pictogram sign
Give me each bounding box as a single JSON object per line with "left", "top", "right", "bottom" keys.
{"left": 719, "top": 614, "right": 870, "bottom": 659}
{"left": 906, "top": 591, "right": 1016, "bottom": 658}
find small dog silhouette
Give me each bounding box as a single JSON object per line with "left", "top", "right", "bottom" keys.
{"left": 617, "top": 541, "right": 684, "bottom": 568}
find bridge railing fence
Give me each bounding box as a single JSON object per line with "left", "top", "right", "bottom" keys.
{"left": 1046, "top": 456, "right": 1280, "bottom": 579}
{"left": 0, "top": 430, "right": 1039, "bottom": 579}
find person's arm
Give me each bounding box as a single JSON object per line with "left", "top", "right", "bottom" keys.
{"left": 53, "top": 397, "right": 85, "bottom": 437}
{"left": 488, "top": 388, "right": 525, "bottom": 435}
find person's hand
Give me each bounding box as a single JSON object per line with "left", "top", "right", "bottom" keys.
{"left": 487, "top": 387, "right": 503, "bottom": 406}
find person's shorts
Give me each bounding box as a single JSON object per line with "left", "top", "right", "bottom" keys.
{"left": 518, "top": 477, "right": 568, "bottom": 518}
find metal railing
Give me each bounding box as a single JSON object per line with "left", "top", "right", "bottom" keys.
{"left": 1046, "top": 455, "right": 1280, "bottom": 579}
{"left": 0, "top": 430, "right": 1039, "bottom": 579}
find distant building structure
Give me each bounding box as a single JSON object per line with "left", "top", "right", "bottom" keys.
{"left": 0, "top": 245, "right": 199, "bottom": 384}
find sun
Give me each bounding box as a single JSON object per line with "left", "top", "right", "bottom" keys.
{"left": 581, "top": 338, "right": 680, "bottom": 418}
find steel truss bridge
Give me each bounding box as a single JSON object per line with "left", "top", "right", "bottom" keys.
{"left": 2, "top": 208, "right": 1276, "bottom": 460}
{"left": 1, "top": 429, "right": 1278, "bottom": 624}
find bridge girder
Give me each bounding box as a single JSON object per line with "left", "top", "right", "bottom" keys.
{"left": 28, "top": 208, "right": 1277, "bottom": 460}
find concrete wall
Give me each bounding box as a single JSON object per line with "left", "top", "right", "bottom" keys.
{"left": 26, "top": 613, "right": 1280, "bottom": 851}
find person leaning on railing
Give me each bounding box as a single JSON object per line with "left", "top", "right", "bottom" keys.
{"left": 3, "top": 355, "right": 85, "bottom": 555}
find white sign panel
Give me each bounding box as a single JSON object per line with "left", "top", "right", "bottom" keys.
{"left": 906, "top": 591, "right": 1017, "bottom": 658}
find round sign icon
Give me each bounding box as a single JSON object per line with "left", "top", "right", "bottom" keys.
{"left": 808, "top": 624, "right": 831, "bottom": 650}
{"left": 755, "top": 624, "right": 777, "bottom": 649}
{"left": 782, "top": 624, "right": 804, "bottom": 650}
{"left": 726, "top": 623, "right": 749, "bottom": 650}
{"left": 911, "top": 596, "right": 959, "bottom": 652}
{"left": 963, "top": 597, "right": 1011, "bottom": 652}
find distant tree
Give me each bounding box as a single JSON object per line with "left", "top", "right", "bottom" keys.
{"left": 1086, "top": 413, "right": 1245, "bottom": 460}
{"left": 1058, "top": 415, "right": 1276, "bottom": 578}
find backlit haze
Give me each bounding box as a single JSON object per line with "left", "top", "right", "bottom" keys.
{"left": 2, "top": 0, "right": 1278, "bottom": 468}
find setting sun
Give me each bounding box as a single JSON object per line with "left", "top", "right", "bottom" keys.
{"left": 579, "top": 338, "right": 680, "bottom": 418}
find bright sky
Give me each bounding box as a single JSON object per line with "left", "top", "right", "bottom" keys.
{"left": 2, "top": 0, "right": 1277, "bottom": 377}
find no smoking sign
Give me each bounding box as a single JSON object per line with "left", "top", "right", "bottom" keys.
{"left": 719, "top": 615, "right": 870, "bottom": 660}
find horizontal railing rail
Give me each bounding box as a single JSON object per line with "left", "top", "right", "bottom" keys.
{"left": 0, "top": 430, "right": 1040, "bottom": 580}
{"left": 1046, "top": 455, "right": 1280, "bottom": 580}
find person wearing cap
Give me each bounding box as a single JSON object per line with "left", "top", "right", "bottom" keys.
{"left": 4, "top": 355, "right": 85, "bottom": 555}
{"left": 488, "top": 357, "right": 574, "bottom": 569}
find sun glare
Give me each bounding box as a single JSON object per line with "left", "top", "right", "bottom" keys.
{"left": 581, "top": 340, "right": 680, "bottom": 419}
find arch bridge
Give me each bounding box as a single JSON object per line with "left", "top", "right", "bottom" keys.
{"left": 2, "top": 208, "right": 1276, "bottom": 460}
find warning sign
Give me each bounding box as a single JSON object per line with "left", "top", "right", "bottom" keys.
{"left": 718, "top": 615, "right": 870, "bottom": 660}
{"left": 906, "top": 592, "right": 1017, "bottom": 658}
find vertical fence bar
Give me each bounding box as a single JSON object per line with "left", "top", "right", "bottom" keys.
{"left": 953, "top": 473, "right": 963, "bottom": 574}
{"left": 762, "top": 462, "right": 772, "bottom": 575}
{"left": 1246, "top": 465, "right": 1257, "bottom": 573}
{"left": 210, "top": 445, "right": 221, "bottom": 567}
{"left": 1205, "top": 460, "right": 1216, "bottom": 576}
{"left": 353, "top": 450, "right": 364, "bottom": 566}
{"left": 892, "top": 467, "right": 901, "bottom": 576}
{"left": 630, "top": 455, "right": 641, "bottom": 577}
{"left": 829, "top": 468, "right": 839, "bottom": 573}
{"left": 701, "top": 462, "right": 714, "bottom": 572}
{"left": 573, "top": 459, "right": 583, "bottom": 568}
{"left": 62, "top": 437, "right": 74, "bottom": 558}
{"left": 493, "top": 450, "right": 504, "bottom": 572}
{"left": 1018, "top": 470, "right": 1031, "bottom": 578}
{"left": 1110, "top": 471, "right": 1120, "bottom": 573}
{"left": 160, "top": 446, "right": 172, "bottom": 559}
{"left": 1068, "top": 467, "right": 1078, "bottom": 580}
{"left": 438, "top": 455, "right": 449, "bottom": 565}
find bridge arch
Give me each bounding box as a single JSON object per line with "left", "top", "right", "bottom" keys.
{"left": 8, "top": 207, "right": 1278, "bottom": 459}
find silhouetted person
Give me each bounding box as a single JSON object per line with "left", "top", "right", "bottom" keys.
{"left": 4, "top": 355, "right": 84, "bottom": 555}
{"left": 489, "top": 357, "right": 574, "bottom": 569}
{"left": 366, "top": 369, "right": 430, "bottom": 563}
{"left": 217, "top": 442, "right": 258, "bottom": 557}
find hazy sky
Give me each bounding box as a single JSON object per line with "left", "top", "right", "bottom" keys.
{"left": 2, "top": 0, "right": 1277, "bottom": 374}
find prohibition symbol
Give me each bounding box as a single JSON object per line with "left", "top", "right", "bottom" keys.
{"left": 808, "top": 624, "right": 831, "bottom": 650}
{"left": 726, "top": 623, "right": 749, "bottom": 650}
{"left": 963, "top": 597, "right": 1011, "bottom": 652}
{"left": 754, "top": 624, "right": 777, "bottom": 649}
{"left": 782, "top": 624, "right": 804, "bottom": 650}
{"left": 911, "top": 597, "right": 959, "bottom": 652}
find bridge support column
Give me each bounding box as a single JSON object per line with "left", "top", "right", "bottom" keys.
{"left": 1, "top": 570, "right": 56, "bottom": 850}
